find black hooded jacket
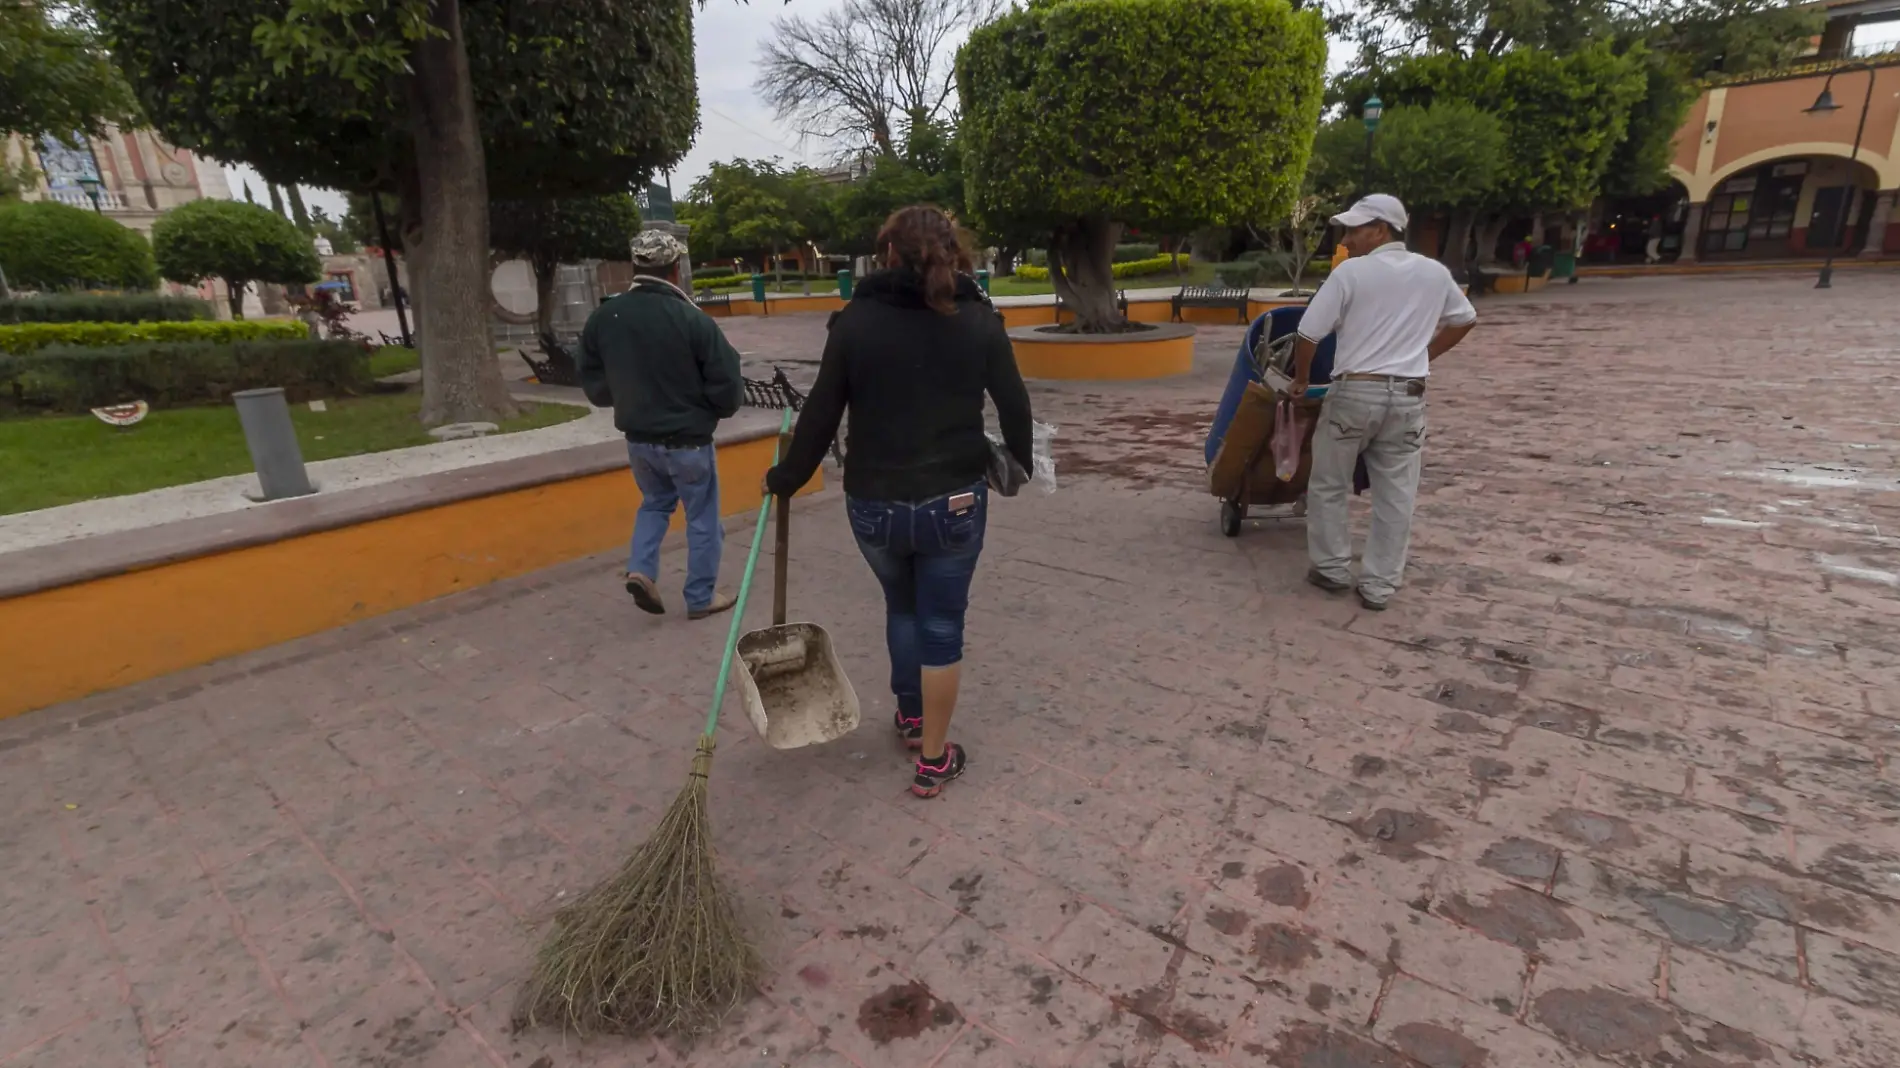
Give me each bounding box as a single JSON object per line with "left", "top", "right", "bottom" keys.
{"left": 766, "top": 269, "right": 1034, "bottom": 502}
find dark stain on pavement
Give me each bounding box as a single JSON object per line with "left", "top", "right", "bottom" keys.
{"left": 1532, "top": 986, "right": 1675, "bottom": 1058}
{"left": 1633, "top": 891, "right": 1755, "bottom": 951}
{"left": 1252, "top": 923, "right": 1321, "bottom": 972}
{"left": 1264, "top": 1021, "right": 1417, "bottom": 1067}
{"left": 1112, "top": 987, "right": 1225, "bottom": 1052}
{"left": 1391, "top": 1022, "right": 1492, "bottom": 1068}
{"left": 1221, "top": 860, "right": 1246, "bottom": 879}
{"left": 1543, "top": 807, "right": 1641, "bottom": 850}
{"left": 1479, "top": 837, "right": 1562, "bottom": 883}
{"left": 1256, "top": 863, "right": 1312, "bottom": 908}
{"left": 1305, "top": 983, "right": 1334, "bottom": 1012}
{"left": 1469, "top": 757, "right": 1514, "bottom": 783}
{"left": 1435, "top": 710, "right": 1491, "bottom": 734}
{"left": 1027, "top": 974, "right": 1056, "bottom": 1007}
{"left": 1352, "top": 754, "right": 1388, "bottom": 778}
{"left": 1439, "top": 886, "right": 1582, "bottom": 951}
{"left": 1354, "top": 808, "right": 1447, "bottom": 860}
{"left": 1206, "top": 905, "right": 1251, "bottom": 937}
{"left": 1812, "top": 843, "right": 1900, "bottom": 899}
{"left": 1517, "top": 704, "right": 1600, "bottom": 739}
{"left": 857, "top": 982, "right": 959, "bottom": 1046}
{"left": 797, "top": 965, "right": 829, "bottom": 988}
{"left": 948, "top": 872, "right": 984, "bottom": 911}
{"left": 1430, "top": 682, "right": 1518, "bottom": 717}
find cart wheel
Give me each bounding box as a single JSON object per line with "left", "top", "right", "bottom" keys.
{"left": 1220, "top": 500, "right": 1243, "bottom": 537}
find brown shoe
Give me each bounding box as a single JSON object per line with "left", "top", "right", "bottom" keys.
{"left": 688, "top": 592, "right": 737, "bottom": 620}
{"left": 624, "top": 573, "right": 665, "bottom": 615}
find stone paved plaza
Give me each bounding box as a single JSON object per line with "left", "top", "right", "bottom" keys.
{"left": 3, "top": 271, "right": 1899, "bottom": 1068}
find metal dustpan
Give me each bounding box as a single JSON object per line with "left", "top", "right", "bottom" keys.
{"left": 733, "top": 465, "right": 860, "bottom": 749}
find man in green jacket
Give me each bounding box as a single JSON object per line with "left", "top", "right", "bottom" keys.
{"left": 579, "top": 231, "right": 745, "bottom": 620}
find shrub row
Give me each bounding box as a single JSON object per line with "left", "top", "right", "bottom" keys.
{"left": 0, "top": 293, "right": 213, "bottom": 324}
{"left": 0, "top": 319, "right": 308, "bottom": 355}
{"left": 1025, "top": 243, "right": 1164, "bottom": 268}
{"left": 0, "top": 340, "right": 372, "bottom": 414}
{"left": 689, "top": 274, "right": 752, "bottom": 290}
{"left": 1013, "top": 254, "right": 1185, "bottom": 282}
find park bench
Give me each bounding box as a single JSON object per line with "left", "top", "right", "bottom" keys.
{"left": 1054, "top": 289, "right": 1131, "bottom": 322}
{"left": 1172, "top": 285, "right": 1251, "bottom": 324}
{"left": 694, "top": 292, "right": 733, "bottom": 314}
{"left": 743, "top": 366, "right": 845, "bottom": 466}
{"left": 520, "top": 331, "right": 582, "bottom": 387}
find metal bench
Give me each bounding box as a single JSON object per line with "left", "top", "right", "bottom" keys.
{"left": 743, "top": 366, "right": 844, "bottom": 466}
{"left": 694, "top": 292, "right": 734, "bottom": 314}
{"left": 1171, "top": 285, "right": 1251, "bottom": 324}
{"left": 520, "top": 331, "right": 582, "bottom": 387}
{"left": 1054, "top": 289, "right": 1130, "bottom": 323}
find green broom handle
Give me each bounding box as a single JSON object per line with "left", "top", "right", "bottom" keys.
{"left": 703, "top": 408, "right": 795, "bottom": 739}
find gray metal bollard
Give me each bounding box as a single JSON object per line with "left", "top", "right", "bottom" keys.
{"left": 232, "top": 387, "right": 315, "bottom": 500}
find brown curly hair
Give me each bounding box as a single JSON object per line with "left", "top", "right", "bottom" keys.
{"left": 875, "top": 204, "right": 973, "bottom": 315}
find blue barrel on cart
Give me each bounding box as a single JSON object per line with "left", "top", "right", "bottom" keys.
{"left": 1204, "top": 306, "right": 1337, "bottom": 466}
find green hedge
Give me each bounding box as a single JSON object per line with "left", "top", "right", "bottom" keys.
{"left": 1114, "top": 243, "right": 1161, "bottom": 263}
{"left": 1215, "top": 261, "right": 1267, "bottom": 288}
{"left": 1013, "top": 254, "right": 1185, "bottom": 282}
{"left": 0, "top": 340, "right": 372, "bottom": 413}
{"left": 0, "top": 319, "right": 308, "bottom": 355}
{"left": 0, "top": 293, "right": 213, "bottom": 324}
{"left": 689, "top": 273, "right": 752, "bottom": 290}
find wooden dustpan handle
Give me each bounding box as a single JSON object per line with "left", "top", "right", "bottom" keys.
{"left": 773, "top": 430, "right": 791, "bottom": 627}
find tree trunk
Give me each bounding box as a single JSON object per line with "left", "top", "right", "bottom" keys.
{"left": 1048, "top": 217, "right": 1124, "bottom": 333}
{"left": 533, "top": 258, "right": 559, "bottom": 337}
{"left": 1442, "top": 209, "right": 1476, "bottom": 275}
{"left": 404, "top": 0, "right": 517, "bottom": 425}
{"left": 1475, "top": 216, "right": 1507, "bottom": 267}
{"left": 772, "top": 244, "right": 783, "bottom": 290}
{"left": 287, "top": 185, "right": 314, "bottom": 235}
{"left": 225, "top": 278, "right": 248, "bottom": 320}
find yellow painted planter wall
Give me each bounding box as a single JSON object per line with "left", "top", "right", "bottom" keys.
{"left": 1010, "top": 333, "right": 1196, "bottom": 381}
{"left": 0, "top": 436, "right": 817, "bottom": 721}
{"left": 1493, "top": 272, "right": 1552, "bottom": 294}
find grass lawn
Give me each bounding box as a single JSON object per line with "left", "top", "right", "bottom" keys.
{"left": 368, "top": 345, "right": 420, "bottom": 378}
{"left": 0, "top": 390, "right": 587, "bottom": 516}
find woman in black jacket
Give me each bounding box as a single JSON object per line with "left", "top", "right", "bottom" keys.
{"left": 766, "top": 205, "right": 1033, "bottom": 798}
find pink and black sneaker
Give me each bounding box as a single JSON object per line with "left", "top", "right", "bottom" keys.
{"left": 911, "top": 744, "right": 967, "bottom": 799}
{"left": 894, "top": 708, "right": 923, "bottom": 749}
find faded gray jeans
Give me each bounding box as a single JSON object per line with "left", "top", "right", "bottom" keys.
{"left": 1306, "top": 379, "right": 1427, "bottom": 602}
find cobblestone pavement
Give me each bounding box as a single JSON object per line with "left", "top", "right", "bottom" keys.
{"left": 5, "top": 271, "right": 1899, "bottom": 1068}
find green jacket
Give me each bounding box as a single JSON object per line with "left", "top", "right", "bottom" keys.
{"left": 578, "top": 279, "right": 744, "bottom": 446}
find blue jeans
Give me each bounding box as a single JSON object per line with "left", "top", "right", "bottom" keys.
{"left": 626, "top": 441, "right": 723, "bottom": 613}
{"left": 847, "top": 484, "right": 988, "bottom": 717}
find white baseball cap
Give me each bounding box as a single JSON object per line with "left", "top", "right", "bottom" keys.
{"left": 1331, "top": 194, "right": 1409, "bottom": 234}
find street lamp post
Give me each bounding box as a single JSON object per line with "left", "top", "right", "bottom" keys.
{"left": 1803, "top": 64, "right": 1875, "bottom": 290}
{"left": 1362, "top": 95, "right": 1384, "bottom": 194}
{"left": 370, "top": 195, "right": 414, "bottom": 349}
{"left": 76, "top": 175, "right": 104, "bottom": 213}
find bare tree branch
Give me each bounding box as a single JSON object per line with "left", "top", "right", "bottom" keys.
{"left": 755, "top": 0, "right": 1000, "bottom": 159}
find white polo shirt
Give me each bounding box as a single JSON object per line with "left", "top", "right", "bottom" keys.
{"left": 1297, "top": 242, "right": 1476, "bottom": 378}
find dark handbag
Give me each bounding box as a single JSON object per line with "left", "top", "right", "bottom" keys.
{"left": 985, "top": 436, "right": 1028, "bottom": 497}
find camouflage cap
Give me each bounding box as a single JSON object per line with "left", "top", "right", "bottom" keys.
{"left": 629, "top": 229, "right": 685, "bottom": 269}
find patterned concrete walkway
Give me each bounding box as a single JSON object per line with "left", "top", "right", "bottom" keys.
{"left": 3, "top": 271, "right": 1898, "bottom": 1068}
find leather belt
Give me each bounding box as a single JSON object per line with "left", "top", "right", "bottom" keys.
{"left": 1339, "top": 373, "right": 1426, "bottom": 395}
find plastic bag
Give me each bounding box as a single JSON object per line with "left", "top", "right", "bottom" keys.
{"left": 986, "top": 420, "right": 1058, "bottom": 496}
{"left": 1270, "top": 401, "right": 1303, "bottom": 481}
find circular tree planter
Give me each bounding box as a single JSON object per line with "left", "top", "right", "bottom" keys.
{"left": 1008, "top": 322, "right": 1196, "bottom": 381}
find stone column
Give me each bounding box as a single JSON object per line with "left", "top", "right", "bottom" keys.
{"left": 1676, "top": 202, "right": 1705, "bottom": 264}
{"left": 641, "top": 220, "right": 693, "bottom": 297}
{"left": 1860, "top": 190, "right": 1896, "bottom": 258}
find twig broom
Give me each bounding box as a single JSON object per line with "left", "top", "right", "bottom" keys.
{"left": 513, "top": 411, "right": 792, "bottom": 1037}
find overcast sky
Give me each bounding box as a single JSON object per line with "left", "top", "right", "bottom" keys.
{"left": 229, "top": 0, "right": 1347, "bottom": 217}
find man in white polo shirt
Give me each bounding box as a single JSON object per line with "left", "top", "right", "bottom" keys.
{"left": 1287, "top": 194, "right": 1477, "bottom": 610}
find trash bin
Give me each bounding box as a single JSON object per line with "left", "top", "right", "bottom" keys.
{"left": 750, "top": 274, "right": 767, "bottom": 302}
{"left": 1552, "top": 251, "right": 1577, "bottom": 280}
{"left": 837, "top": 269, "right": 853, "bottom": 299}
{"left": 975, "top": 269, "right": 990, "bottom": 295}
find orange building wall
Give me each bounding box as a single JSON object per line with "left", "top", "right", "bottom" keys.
{"left": 1711, "top": 69, "right": 1900, "bottom": 176}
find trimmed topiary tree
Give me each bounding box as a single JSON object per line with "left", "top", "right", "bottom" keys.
{"left": 151, "top": 199, "right": 322, "bottom": 319}
{"left": 0, "top": 199, "right": 158, "bottom": 292}
{"left": 957, "top": 0, "right": 1326, "bottom": 332}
